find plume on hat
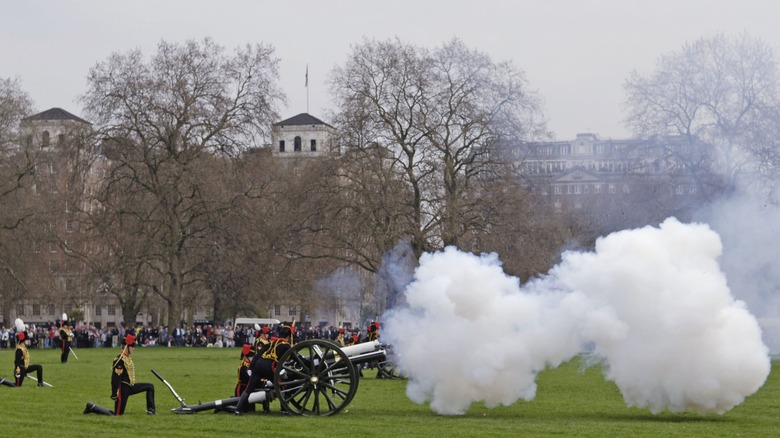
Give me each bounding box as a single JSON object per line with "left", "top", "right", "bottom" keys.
{"left": 62, "top": 313, "right": 68, "bottom": 321}
{"left": 15, "top": 318, "right": 25, "bottom": 332}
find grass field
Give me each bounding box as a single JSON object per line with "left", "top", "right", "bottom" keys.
{"left": 1, "top": 347, "right": 778, "bottom": 437}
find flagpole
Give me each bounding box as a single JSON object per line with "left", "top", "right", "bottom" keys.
{"left": 306, "top": 64, "right": 309, "bottom": 113}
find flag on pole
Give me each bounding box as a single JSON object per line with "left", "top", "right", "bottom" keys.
{"left": 305, "top": 64, "right": 308, "bottom": 87}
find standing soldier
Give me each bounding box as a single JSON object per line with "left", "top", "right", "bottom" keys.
{"left": 251, "top": 324, "right": 270, "bottom": 355}
{"left": 335, "top": 327, "right": 346, "bottom": 347}
{"left": 367, "top": 321, "right": 380, "bottom": 342}
{"left": 233, "top": 324, "right": 294, "bottom": 415}
{"left": 235, "top": 344, "right": 254, "bottom": 397}
{"left": 13, "top": 318, "right": 45, "bottom": 387}
{"left": 230, "top": 344, "right": 263, "bottom": 413}
{"left": 59, "top": 313, "right": 74, "bottom": 364}
{"left": 111, "top": 333, "right": 156, "bottom": 415}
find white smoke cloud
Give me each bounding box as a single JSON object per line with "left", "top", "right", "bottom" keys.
{"left": 698, "top": 193, "right": 780, "bottom": 353}
{"left": 383, "top": 218, "right": 770, "bottom": 415}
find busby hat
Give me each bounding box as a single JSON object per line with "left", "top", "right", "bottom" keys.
{"left": 278, "top": 324, "right": 293, "bottom": 338}
{"left": 242, "top": 344, "right": 252, "bottom": 356}
{"left": 15, "top": 318, "right": 26, "bottom": 340}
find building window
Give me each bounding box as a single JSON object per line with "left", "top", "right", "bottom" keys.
{"left": 32, "top": 304, "right": 40, "bottom": 316}
{"left": 294, "top": 136, "right": 302, "bottom": 152}
{"left": 676, "top": 185, "right": 684, "bottom": 195}
{"left": 58, "top": 134, "right": 65, "bottom": 146}
{"left": 33, "top": 241, "right": 40, "bottom": 253}
{"left": 107, "top": 305, "right": 116, "bottom": 316}
{"left": 96, "top": 305, "right": 102, "bottom": 316}
{"left": 17, "top": 305, "right": 25, "bottom": 316}
{"left": 594, "top": 184, "right": 601, "bottom": 194}
{"left": 42, "top": 131, "right": 50, "bottom": 148}
{"left": 66, "top": 220, "right": 74, "bottom": 232}
{"left": 622, "top": 184, "right": 630, "bottom": 194}
{"left": 48, "top": 305, "right": 55, "bottom": 315}
{"left": 289, "top": 307, "right": 297, "bottom": 316}
{"left": 310, "top": 139, "right": 317, "bottom": 152}
{"left": 49, "top": 260, "right": 57, "bottom": 272}
{"left": 274, "top": 305, "right": 281, "bottom": 316}
{"left": 608, "top": 184, "right": 616, "bottom": 194}
{"left": 279, "top": 140, "right": 285, "bottom": 152}
{"left": 49, "top": 242, "right": 57, "bottom": 253}
{"left": 554, "top": 185, "right": 562, "bottom": 195}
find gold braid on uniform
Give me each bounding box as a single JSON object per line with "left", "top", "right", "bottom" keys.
{"left": 261, "top": 339, "right": 288, "bottom": 362}
{"left": 114, "top": 352, "right": 135, "bottom": 386}
{"left": 124, "top": 355, "right": 135, "bottom": 385}
{"left": 18, "top": 343, "right": 30, "bottom": 368}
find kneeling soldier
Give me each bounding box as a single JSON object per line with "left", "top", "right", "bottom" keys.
{"left": 85, "top": 333, "right": 155, "bottom": 415}
{"left": 13, "top": 319, "right": 44, "bottom": 387}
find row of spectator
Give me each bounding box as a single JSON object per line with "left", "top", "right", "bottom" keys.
{"left": 0, "top": 322, "right": 374, "bottom": 349}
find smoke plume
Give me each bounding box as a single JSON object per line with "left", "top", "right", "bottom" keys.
{"left": 383, "top": 218, "right": 770, "bottom": 415}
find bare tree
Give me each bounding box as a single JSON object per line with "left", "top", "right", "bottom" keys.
{"left": 0, "top": 77, "right": 35, "bottom": 323}
{"left": 329, "top": 38, "right": 547, "bottom": 263}
{"left": 80, "top": 38, "right": 285, "bottom": 329}
{"left": 624, "top": 33, "right": 780, "bottom": 195}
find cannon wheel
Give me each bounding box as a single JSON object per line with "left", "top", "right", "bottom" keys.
{"left": 274, "top": 339, "right": 358, "bottom": 416}
{"left": 377, "top": 358, "right": 404, "bottom": 379}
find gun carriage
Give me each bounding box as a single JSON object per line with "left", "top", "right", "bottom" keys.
{"left": 155, "top": 338, "right": 398, "bottom": 416}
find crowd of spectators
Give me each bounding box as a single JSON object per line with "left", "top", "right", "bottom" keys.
{"left": 0, "top": 322, "right": 373, "bottom": 350}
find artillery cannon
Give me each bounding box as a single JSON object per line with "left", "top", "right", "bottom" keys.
{"left": 155, "top": 338, "right": 397, "bottom": 416}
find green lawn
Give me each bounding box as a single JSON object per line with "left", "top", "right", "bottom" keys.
{"left": 1, "top": 347, "right": 778, "bottom": 437}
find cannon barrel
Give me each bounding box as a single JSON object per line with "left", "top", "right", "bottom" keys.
{"left": 344, "top": 349, "right": 387, "bottom": 366}
{"left": 338, "top": 340, "right": 383, "bottom": 357}
{"left": 319, "top": 340, "right": 387, "bottom": 364}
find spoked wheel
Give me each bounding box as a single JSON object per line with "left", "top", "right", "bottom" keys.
{"left": 274, "top": 339, "right": 358, "bottom": 416}
{"left": 377, "top": 358, "right": 404, "bottom": 379}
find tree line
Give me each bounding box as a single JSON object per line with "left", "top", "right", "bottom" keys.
{"left": 1, "top": 33, "right": 779, "bottom": 327}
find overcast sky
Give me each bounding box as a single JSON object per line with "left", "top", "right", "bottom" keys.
{"left": 2, "top": 0, "right": 779, "bottom": 140}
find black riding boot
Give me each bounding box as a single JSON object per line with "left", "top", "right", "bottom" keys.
{"left": 0, "top": 377, "right": 16, "bottom": 387}
{"left": 234, "top": 390, "right": 250, "bottom": 415}
{"left": 84, "top": 402, "right": 115, "bottom": 415}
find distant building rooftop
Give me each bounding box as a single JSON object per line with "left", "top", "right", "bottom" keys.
{"left": 22, "top": 107, "right": 91, "bottom": 125}
{"left": 274, "top": 113, "right": 333, "bottom": 129}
